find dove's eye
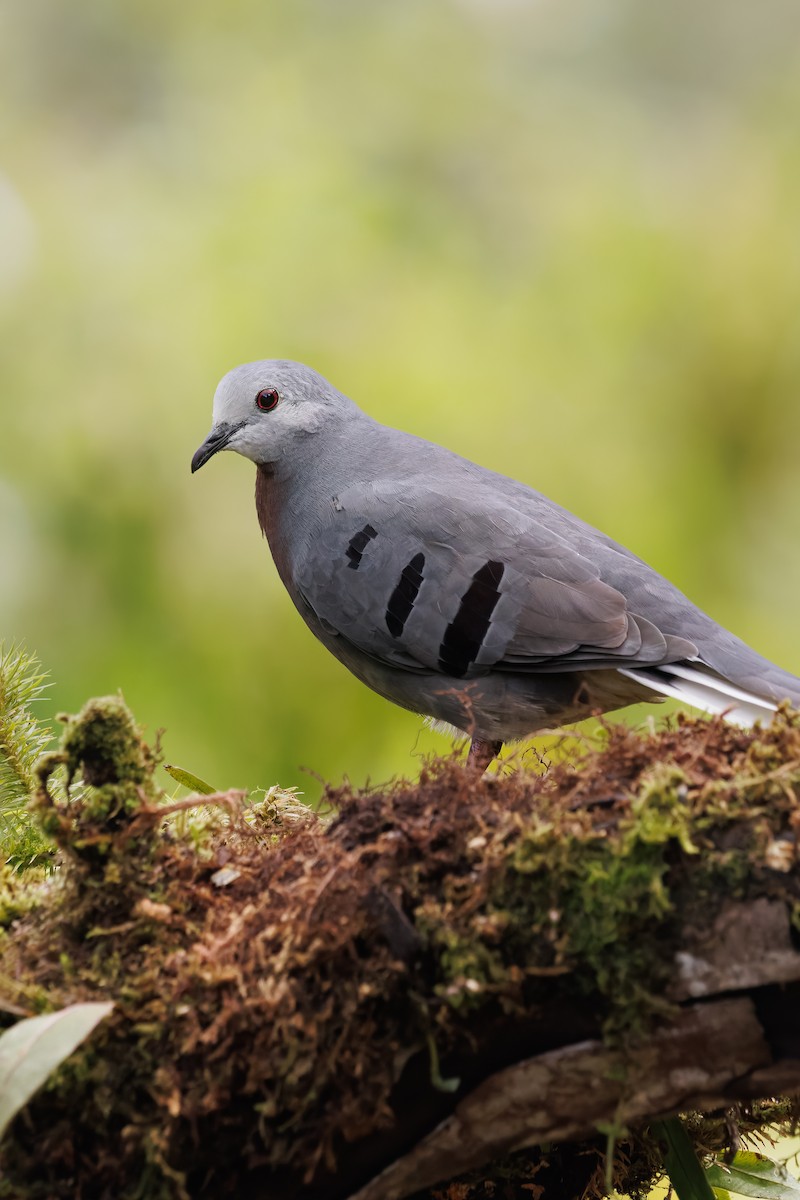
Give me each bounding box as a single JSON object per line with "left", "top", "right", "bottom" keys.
{"left": 255, "top": 388, "right": 280, "bottom": 412}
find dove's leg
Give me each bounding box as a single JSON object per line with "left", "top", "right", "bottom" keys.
{"left": 467, "top": 738, "right": 503, "bottom": 771}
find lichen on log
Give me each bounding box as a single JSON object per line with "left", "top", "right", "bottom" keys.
{"left": 1, "top": 698, "right": 800, "bottom": 1199}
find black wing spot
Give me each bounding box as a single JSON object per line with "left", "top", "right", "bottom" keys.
{"left": 386, "top": 553, "right": 425, "bottom": 638}
{"left": 346, "top": 524, "right": 378, "bottom": 569}
{"left": 438, "top": 560, "right": 505, "bottom": 677}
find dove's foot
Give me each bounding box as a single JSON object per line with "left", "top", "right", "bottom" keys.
{"left": 467, "top": 737, "right": 503, "bottom": 772}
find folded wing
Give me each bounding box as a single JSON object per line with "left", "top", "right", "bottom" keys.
{"left": 292, "top": 480, "right": 697, "bottom": 679}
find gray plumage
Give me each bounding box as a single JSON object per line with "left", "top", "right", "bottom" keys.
{"left": 192, "top": 360, "right": 800, "bottom": 766}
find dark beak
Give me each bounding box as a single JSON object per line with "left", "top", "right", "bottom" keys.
{"left": 191, "top": 423, "right": 238, "bottom": 473}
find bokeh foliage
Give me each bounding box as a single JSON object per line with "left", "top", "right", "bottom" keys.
{"left": 1, "top": 0, "right": 800, "bottom": 799}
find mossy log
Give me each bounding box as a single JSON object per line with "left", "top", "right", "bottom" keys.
{"left": 1, "top": 698, "right": 800, "bottom": 1199}
{"left": 351, "top": 920, "right": 800, "bottom": 1200}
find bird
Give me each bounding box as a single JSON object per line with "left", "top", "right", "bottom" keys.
{"left": 192, "top": 360, "right": 800, "bottom": 769}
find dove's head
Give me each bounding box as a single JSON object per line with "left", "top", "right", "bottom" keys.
{"left": 191, "top": 360, "right": 358, "bottom": 473}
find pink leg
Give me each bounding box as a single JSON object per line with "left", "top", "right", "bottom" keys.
{"left": 467, "top": 737, "right": 503, "bottom": 771}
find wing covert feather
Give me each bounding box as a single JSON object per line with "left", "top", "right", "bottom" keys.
{"left": 291, "top": 479, "right": 695, "bottom": 677}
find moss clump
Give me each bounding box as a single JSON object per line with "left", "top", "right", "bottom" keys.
{"left": 61, "top": 695, "right": 153, "bottom": 789}
{"left": 31, "top": 696, "right": 160, "bottom": 884}
{"left": 0, "top": 704, "right": 799, "bottom": 1198}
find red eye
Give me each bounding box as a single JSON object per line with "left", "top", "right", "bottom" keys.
{"left": 255, "top": 388, "right": 280, "bottom": 412}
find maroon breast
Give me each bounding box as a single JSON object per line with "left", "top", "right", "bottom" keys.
{"left": 255, "top": 465, "right": 294, "bottom": 591}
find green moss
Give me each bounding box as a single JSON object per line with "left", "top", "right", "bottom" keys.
{"left": 416, "top": 900, "right": 510, "bottom": 1010}
{"left": 0, "top": 864, "right": 41, "bottom": 926}
{"left": 60, "top": 696, "right": 154, "bottom": 793}
{"left": 413, "top": 711, "right": 800, "bottom": 1044}
{"left": 416, "top": 764, "right": 699, "bottom": 1037}
{"left": 626, "top": 764, "right": 697, "bottom": 854}
{"left": 30, "top": 697, "right": 162, "bottom": 886}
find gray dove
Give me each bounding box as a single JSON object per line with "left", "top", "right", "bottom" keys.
{"left": 192, "top": 361, "right": 800, "bottom": 768}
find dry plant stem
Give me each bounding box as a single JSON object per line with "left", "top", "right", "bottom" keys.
{"left": 134, "top": 789, "right": 247, "bottom": 821}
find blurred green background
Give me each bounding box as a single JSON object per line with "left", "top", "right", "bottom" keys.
{"left": 2, "top": 0, "right": 800, "bottom": 801}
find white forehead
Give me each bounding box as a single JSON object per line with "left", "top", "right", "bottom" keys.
{"left": 211, "top": 359, "right": 336, "bottom": 423}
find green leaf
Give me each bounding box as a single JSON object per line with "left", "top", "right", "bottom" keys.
{"left": 163, "top": 763, "right": 216, "bottom": 795}
{"left": 423, "top": 1029, "right": 460, "bottom": 1093}
{"left": 706, "top": 1152, "right": 800, "bottom": 1199}
{"left": 0, "top": 1001, "right": 113, "bottom": 1139}
{"left": 651, "top": 1117, "right": 717, "bottom": 1200}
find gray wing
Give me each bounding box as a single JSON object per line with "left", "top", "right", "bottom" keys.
{"left": 292, "top": 479, "right": 697, "bottom": 680}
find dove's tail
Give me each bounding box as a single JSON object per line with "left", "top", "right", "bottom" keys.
{"left": 620, "top": 642, "right": 800, "bottom": 727}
